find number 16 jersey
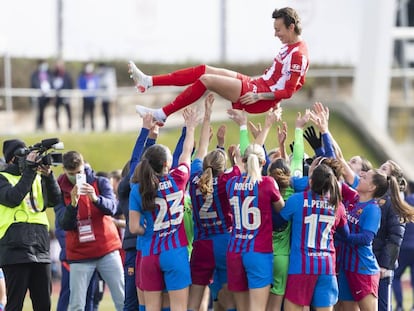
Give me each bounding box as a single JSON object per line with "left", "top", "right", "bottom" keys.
{"left": 226, "top": 175, "right": 282, "bottom": 253}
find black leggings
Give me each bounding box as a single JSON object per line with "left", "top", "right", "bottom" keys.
{"left": 2, "top": 263, "right": 51, "bottom": 311}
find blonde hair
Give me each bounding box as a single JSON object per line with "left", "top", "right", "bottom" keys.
{"left": 243, "top": 144, "right": 265, "bottom": 184}
{"left": 198, "top": 149, "right": 226, "bottom": 197}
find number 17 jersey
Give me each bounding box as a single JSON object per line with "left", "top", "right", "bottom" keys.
{"left": 281, "top": 191, "right": 347, "bottom": 275}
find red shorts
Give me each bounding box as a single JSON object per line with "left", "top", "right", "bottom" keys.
{"left": 284, "top": 274, "right": 339, "bottom": 307}
{"left": 135, "top": 250, "right": 143, "bottom": 290}
{"left": 346, "top": 271, "right": 380, "bottom": 301}
{"left": 232, "top": 73, "right": 280, "bottom": 114}
{"left": 285, "top": 274, "right": 319, "bottom": 305}
{"left": 190, "top": 239, "right": 215, "bottom": 286}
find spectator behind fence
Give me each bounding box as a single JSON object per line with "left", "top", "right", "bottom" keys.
{"left": 78, "top": 63, "right": 99, "bottom": 131}
{"left": 53, "top": 59, "right": 73, "bottom": 131}
{"left": 97, "top": 63, "right": 117, "bottom": 131}
{"left": 0, "top": 139, "right": 61, "bottom": 310}
{"left": 30, "top": 59, "right": 53, "bottom": 131}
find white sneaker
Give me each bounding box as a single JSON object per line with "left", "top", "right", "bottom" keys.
{"left": 128, "top": 61, "right": 151, "bottom": 93}
{"left": 135, "top": 105, "right": 166, "bottom": 125}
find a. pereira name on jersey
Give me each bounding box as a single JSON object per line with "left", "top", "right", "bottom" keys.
{"left": 233, "top": 182, "right": 254, "bottom": 191}
{"left": 303, "top": 199, "right": 335, "bottom": 210}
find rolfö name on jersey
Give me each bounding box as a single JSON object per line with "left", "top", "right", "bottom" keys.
{"left": 158, "top": 180, "right": 173, "bottom": 190}
{"left": 233, "top": 182, "right": 254, "bottom": 191}
{"left": 303, "top": 199, "right": 334, "bottom": 210}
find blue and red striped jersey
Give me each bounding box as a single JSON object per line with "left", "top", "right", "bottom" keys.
{"left": 129, "top": 163, "right": 190, "bottom": 256}
{"left": 189, "top": 159, "right": 241, "bottom": 240}
{"left": 281, "top": 191, "right": 347, "bottom": 275}
{"left": 340, "top": 199, "right": 380, "bottom": 274}
{"left": 226, "top": 175, "right": 281, "bottom": 253}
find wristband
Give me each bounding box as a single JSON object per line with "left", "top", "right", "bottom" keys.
{"left": 240, "top": 125, "right": 247, "bottom": 131}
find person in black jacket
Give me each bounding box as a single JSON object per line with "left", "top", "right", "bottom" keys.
{"left": 30, "top": 60, "right": 53, "bottom": 131}
{"left": 393, "top": 180, "right": 414, "bottom": 311}
{"left": 373, "top": 160, "right": 414, "bottom": 311}
{"left": 52, "top": 60, "right": 73, "bottom": 131}
{"left": 0, "top": 139, "right": 61, "bottom": 310}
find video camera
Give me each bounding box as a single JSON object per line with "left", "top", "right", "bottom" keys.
{"left": 14, "top": 138, "right": 64, "bottom": 166}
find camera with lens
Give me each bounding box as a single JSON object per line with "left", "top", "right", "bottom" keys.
{"left": 14, "top": 138, "right": 64, "bottom": 167}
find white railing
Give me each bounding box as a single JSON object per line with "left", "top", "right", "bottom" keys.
{"left": 2, "top": 67, "right": 414, "bottom": 113}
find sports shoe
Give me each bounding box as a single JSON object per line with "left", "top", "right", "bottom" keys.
{"left": 135, "top": 105, "right": 166, "bottom": 126}
{"left": 128, "top": 61, "right": 151, "bottom": 93}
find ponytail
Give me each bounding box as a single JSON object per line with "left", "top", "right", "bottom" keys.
{"left": 137, "top": 159, "right": 159, "bottom": 211}
{"left": 388, "top": 175, "right": 414, "bottom": 223}
{"left": 243, "top": 144, "right": 265, "bottom": 184}
{"left": 198, "top": 149, "right": 226, "bottom": 198}
{"left": 133, "top": 144, "right": 170, "bottom": 212}
{"left": 199, "top": 167, "right": 214, "bottom": 197}
{"left": 311, "top": 164, "right": 342, "bottom": 209}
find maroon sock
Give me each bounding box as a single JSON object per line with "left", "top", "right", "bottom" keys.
{"left": 153, "top": 65, "right": 206, "bottom": 86}
{"left": 162, "top": 80, "right": 207, "bottom": 116}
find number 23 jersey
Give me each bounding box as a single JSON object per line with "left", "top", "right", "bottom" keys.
{"left": 129, "top": 163, "right": 190, "bottom": 256}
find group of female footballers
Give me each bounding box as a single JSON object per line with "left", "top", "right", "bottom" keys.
{"left": 122, "top": 92, "right": 414, "bottom": 311}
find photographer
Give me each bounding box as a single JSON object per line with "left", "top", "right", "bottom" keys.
{"left": 57, "top": 151, "right": 124, "bottom": 310}
{"left": 0, "top": 139, "right": 61, "bottom": 310}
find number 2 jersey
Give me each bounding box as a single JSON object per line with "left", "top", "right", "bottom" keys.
{"left": 280, "top": 191, "right": 347, "bottom": 275}
{"left": 226, "top": 174, "right": 282, "bottom": 253}
{"left": 129, "top": 163, "right": 190, "bottom": 256}
{"left": 189, "top": 158, "right": 241, "bottom": 240}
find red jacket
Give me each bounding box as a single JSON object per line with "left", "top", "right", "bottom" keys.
{"left": 59, "top": 175, "right": 121, "bottom": 261}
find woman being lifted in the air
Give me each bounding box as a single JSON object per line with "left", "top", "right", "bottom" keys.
{"left": 128, "top": 6, "right": 309, "bottom": 125}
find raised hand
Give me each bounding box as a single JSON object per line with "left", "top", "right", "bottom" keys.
{"left": 182, "top": 107, "right": 199, "bottom": 130}
{"left": 227, "top": 108, "right": 247, "bottom": 126}
{"left": 303, "top": 125, "right": 322, "bottom": 151}
{"left": 204, "top": 92, "right": 215, "bottom": 118}
{"left": 142, "top": 113, "right": 157, "bottom": 130}
{"left": 264, "top": 107, "right": 282, "bottom": 129}
{"left": 277, "top": 121, "right": 288, "bottom": 147}
{"left": 295, "top": 109, "right": 311, "bottom": 129}
{"left": 310, "top": 101, "right": 329, "bottom": 133}
{"left": 216, "top": 125, "right": 226, "bottom": 148}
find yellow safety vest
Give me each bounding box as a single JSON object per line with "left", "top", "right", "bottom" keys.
{"left": 0, "top": 172, "right": 49, "bottom": 239}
